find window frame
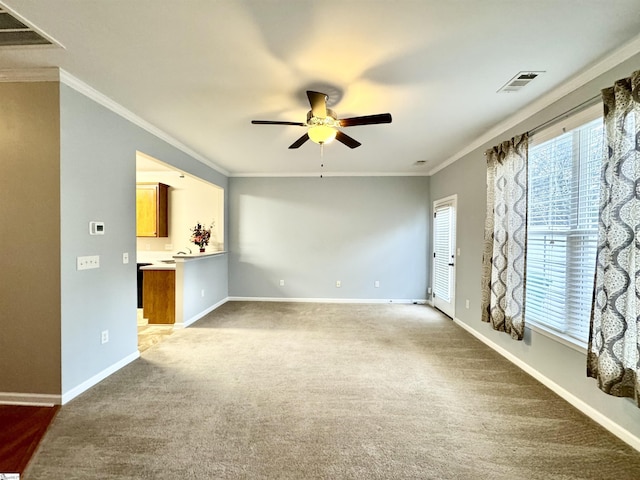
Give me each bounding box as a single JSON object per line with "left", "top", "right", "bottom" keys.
{"left": 525, "top": 104, "right": 603, "bottom": 352}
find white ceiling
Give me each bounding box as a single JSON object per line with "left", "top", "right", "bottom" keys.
{"left": 2, "top": 0, "right": 640, "bottom": 177}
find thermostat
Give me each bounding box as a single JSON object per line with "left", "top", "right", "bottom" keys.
{"left": 89, "top": 221, "right": 105, "bottom": 235}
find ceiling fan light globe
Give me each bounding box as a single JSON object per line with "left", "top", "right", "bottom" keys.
{"left": 308, "top": 125, "right": 337, "bottom": 145}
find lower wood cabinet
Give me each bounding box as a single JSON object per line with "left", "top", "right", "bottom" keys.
{"left": 142, "top": 269, "right": 175, "bottom": 324}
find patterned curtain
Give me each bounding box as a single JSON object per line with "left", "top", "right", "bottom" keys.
{"left": 481, "top": 134, "right": 528, "bottom": 340}
{"left": 588, "top": 70, "right": 640, "bottom": 406}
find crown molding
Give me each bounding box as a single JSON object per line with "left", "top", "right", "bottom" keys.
{"left": 428, "top": 32, "right": 640, "bottom": 176}
{"left": 0, "top": 66, "right": 59, "bottom": 82}
{"left": 58, "top": 69, "right": 230, "bottom": 177}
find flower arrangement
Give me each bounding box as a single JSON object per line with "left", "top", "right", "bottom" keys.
{"left": 190, "top": 221, "right": 214, "bottom": 251}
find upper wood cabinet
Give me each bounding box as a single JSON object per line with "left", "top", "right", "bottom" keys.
{"left": 136, "top": 183, "right": 169, "bottom": 237}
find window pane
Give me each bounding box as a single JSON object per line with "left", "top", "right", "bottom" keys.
{"left": 525, "top": 117, "right": 603, "bottom": 346}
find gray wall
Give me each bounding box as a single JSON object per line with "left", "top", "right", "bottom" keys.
{"left": 429, "top": 53, "right": 640, "bottom": 442}
{"left": 180, "top": 254, "right": 229, "bottom": 326}
{"left": 59, "top": 83, "right": 229, "bottom": 396}
{"left": 229, "top": 176, "right": 430, "bottom": 300}
{"left": 0, "top": 82, "right": 61, "bottom": 395}
{"left": 0, "top": 79, "right": 228, "bottom": 401}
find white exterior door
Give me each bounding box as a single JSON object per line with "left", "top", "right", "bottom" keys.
{"left": 432, "top": 195, "right": 457, "bottom": 317}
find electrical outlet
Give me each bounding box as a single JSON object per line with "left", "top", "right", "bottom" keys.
{"left": 165, "top": 244, "right": 173, "bottom": 250}
{"left": 101, "top": 330, "right": 109, "bottom": 344}
{"left": 465, "top": 299, "right": 470, "bottom": 309}
{"left": 374, "top": 280, "right": 380, "bottom": 288}
{"left": 201, "top": 289, "right": 205, "bottom": 297}
{"left": 279, "top": 279, "right": 285, "bottom": 286}
{"left": 122, "top": 252, "right": 129, "bottom": 264}
{"left": 427, "top": 287, "right": 432, "bottom": 295}
{"left": 336, "top": 280, "right": 341, "bottom": 288}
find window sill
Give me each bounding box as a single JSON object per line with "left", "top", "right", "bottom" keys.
{"left": 526, "top": 322, "right": 588, "bottom": 354}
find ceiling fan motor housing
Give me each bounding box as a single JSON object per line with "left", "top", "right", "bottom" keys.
{"left": 306, "top": 109, "right": 339, "bottom": 127}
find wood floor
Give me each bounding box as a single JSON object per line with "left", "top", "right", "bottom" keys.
{"left": 0, "top": 405, "right": 59, "bottom": 476}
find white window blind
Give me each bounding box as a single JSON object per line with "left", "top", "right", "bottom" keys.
{"left": 525, "top": 106, "right": 603, "bottom": 347}
{"left": 433, "top": 204, "right": 453, "bottom": 302}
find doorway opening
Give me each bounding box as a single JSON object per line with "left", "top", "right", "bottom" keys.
{"left": 135, "top": 151, "right": 225, "bottom": 351}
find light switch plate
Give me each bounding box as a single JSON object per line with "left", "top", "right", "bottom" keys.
{"left": 77, "top": 255, "right": 100, "bottom": 270}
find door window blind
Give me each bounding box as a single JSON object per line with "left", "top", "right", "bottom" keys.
{"left": 525, "top": 111, "right": 603, "bottom": 347}
{"left": 433, "top": 204, "right": 452, "bottom": 302}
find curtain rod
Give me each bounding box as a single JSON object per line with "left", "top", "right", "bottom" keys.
{"left": 527, "top": 93, "right": 601, "bottom": 137}
{"left": 483, "top": 93, "right": 602, "bottom": 155}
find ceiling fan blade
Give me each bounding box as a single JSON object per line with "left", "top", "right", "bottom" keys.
{"left": 335, "top": 131, "right": 361, "bottom": 149}
{"left": 307, "top": 91, "right": 327, "bottom": 118}
{"left": 251, "top": 120, "right": 306, "bottom": 126}
{"left": 289, "top": 133, "right": 310, "bottom": 149}
{"left": 339, "top": 113, "right": 392, "bottom": 127}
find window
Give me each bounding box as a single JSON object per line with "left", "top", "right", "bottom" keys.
{"left": 525, "top": 105, "right": 603, "bottom": 348}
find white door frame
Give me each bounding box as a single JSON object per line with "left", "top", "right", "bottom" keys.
{"left": 431, "top": 194, "right": 457, "bottom": 318}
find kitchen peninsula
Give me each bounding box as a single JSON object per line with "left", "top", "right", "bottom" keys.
{"left": 140, "top": 251, "right": 227, "bottom": 327}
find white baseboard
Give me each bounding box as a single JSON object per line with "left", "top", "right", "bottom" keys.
{"left": 174, "top": 297, "right": 229, "bottom": 329}
{"left": 61, "top": 351, "right": 140, "bottom": 405}
{"left": 452, "top": 316, "right": 640, "bottom": 453}
{"left": 228, "top": 296, "right": 427, "bottom": 304}
{"left": 0, "top": 392, "right": 60, "bottom": 407}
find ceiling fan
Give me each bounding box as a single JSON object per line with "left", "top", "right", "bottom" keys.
{"left": 251, "top": 91, "right": 392, "bottom": 149}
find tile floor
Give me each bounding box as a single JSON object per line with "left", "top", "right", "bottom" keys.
{"left": 137, "top": 309, "right": 174, "bottom": 353}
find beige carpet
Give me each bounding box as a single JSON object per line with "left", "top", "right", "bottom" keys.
{"left": 25, "top": 302, "right": 640, "bottom": 479}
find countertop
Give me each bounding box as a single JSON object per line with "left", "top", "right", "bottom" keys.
{"left": 172, "top": 251, "right": 227, "bottom": 261}
{"left": 140, "top": 263, "right": 176, "bottom": 271}
{"left": 138, "top": 251, "right": 227, "bottom": 271}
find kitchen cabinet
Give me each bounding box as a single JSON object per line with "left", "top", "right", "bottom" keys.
{"left": 136, "top": 183, "right": 169, "bottom": 237}
{"left": 142, "top": 268, "right": 175, "bottom": 324}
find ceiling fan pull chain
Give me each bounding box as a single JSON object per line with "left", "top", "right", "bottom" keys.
{"left": 320, "top": 143, "right": 324, "bottom": 178}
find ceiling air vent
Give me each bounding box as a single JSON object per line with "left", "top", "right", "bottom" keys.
{"left": 0, "top": 6, "right": 53, "bottom": 46}
{"left": 497, "top": 71, "right": 544, "bottom": 93}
